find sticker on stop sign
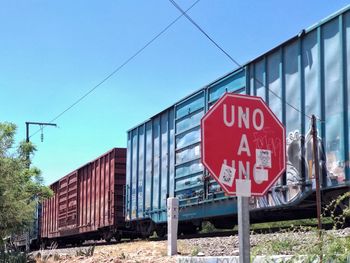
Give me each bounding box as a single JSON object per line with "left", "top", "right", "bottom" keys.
{"left": 219, "top": 162, "right": 236, "bottom": 187}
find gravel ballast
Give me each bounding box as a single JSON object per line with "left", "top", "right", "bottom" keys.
{"left": 30, "top": 227, "right": 350, "bottom": 262}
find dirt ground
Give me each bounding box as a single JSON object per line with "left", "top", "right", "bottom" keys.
{"left": 33, "top": 240, "right": 191, "bottom": 263}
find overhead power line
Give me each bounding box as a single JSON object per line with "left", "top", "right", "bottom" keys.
{"left": 30, "top": 0, "right": 201, "bottom": 139}
{"left": 168, "top": 0, "right": 313, "bottom": 121}
{"left": 169, "top": 0, "right": 241, "bottom": 67}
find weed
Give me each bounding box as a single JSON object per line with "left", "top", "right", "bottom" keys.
{"left": 200, "top": 221, "right": 217, "bottom": 233}
{"left": 252, "top": 236, "right": 297, "bottom": 257}
{"left": 119, "top": 252, "right": 126, "bottom": 259}
{"left": 252, "top": 192, "right": 350, "bottom": 262}
{"left": 75, "top": 244, "right": 95, "bottom": 257}
{"left": 190, "top": 246, "right": 199, "bottom": 256}
{"left": 53, "top": 253, "right": 60, "bottom": 261}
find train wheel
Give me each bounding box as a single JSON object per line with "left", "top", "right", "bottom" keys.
{"left": 181, "top": 227, "right": 197, "bottom": 235}
{"left": 155, "top": 227, "right": 166, "bottom": 238}
{"left": 40, "top": 241, "right": 47, "bottom": 250}
{"left": 179, "top": 222, "right": 199, "bottom": 235}
{"left": 114, "top": 232, "right": 121, "bottom": 242}
{"left": 137, "top": 220, "right": 154, "bottom": 238}
{"left": 103, "top": 231, "right": 113, "bottom": 243}
{"left": 74, "top": 239, "right": 83, "bottom": 246}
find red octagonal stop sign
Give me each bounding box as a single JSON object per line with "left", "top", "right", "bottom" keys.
{"left": 201, "top": 93, "right": 286, "bottom": 197}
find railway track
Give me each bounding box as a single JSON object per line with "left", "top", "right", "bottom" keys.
{"left": 152, "top": 222, "right": 335, "bottom": 241}
{"left": 61, "top": 222, "right": 334, "bottom": 249}
{"left": 41, "top": 221, "right": 335, "bottom": 251}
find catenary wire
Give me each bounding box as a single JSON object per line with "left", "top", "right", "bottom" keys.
{"left": 168, "top": 0, "right": 315, "bottom": 121}
{"left": 29, "top": 0, "right": 201, "bottom": 139}
{"left": 168, "top": 0, "right": 241, "bottom": 68}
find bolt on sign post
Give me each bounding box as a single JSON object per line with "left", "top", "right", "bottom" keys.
{"left": 201, "top": 93, "right": 286, "bottom": 263}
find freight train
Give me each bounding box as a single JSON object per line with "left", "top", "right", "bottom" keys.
{"left": 40, "top": 148, "right": 128, "bottom": 247}
{"left": 13, "top": 5, "right": 350, "bottom": 249}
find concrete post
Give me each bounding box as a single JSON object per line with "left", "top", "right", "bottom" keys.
{"left": 167, "top": 197, "right": 179, "bottom": 256}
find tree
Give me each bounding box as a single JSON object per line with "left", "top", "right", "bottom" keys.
{"left": 0, "top": 122, "right": 52, "bottom": 244}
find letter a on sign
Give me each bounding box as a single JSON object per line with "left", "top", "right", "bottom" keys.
{"left": 238, "top": 134, "right": 251, "bottom": 157}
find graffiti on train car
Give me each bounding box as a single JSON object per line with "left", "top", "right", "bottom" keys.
{"left": 254, "top": 124, "right": 347, "bottom": 208}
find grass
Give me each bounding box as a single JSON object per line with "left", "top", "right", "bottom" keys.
{"left": 251, "top": 228, "right": 350, "bottom": 262}
{"left": 201, "top": 217, "right": 334, "bottom": 234}
{"left": 249, "top": 217, "right": 333, "bottom": 231}
{"left": 252, "top": 235, "right": 298, "bottom": 256}
{"left": 251, "top": 192, "right": 350, "bottom": 262}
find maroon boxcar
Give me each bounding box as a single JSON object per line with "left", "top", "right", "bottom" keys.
{"left": 41, "top": 148, "right": 126, "bottom": 245}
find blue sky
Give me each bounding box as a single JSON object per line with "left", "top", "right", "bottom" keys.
{"left": 1, "top": 0, "right": 349, "bottom": 185}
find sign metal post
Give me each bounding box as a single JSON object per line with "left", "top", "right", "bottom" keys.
{"left": 200, "top": 93, "right": 286, "bottom": 262}
{"left": 238, "top": 196, "right": 250, "bottom": 263}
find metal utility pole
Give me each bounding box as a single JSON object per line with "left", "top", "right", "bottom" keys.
{"left": 26, "top": 122, "right": 57, "bottom": 143}
{"left": 23, "top": 122, "right": 57, "bottom": 251}
{"left": 311, "top": 115, "right": 322, "bottom": 233}
{"left": 25, "top": 122, "right": 57, "bottom": 164}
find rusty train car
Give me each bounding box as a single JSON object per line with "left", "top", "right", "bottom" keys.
{"left": 40, "top": 148, "right": 128, "bottom": 246}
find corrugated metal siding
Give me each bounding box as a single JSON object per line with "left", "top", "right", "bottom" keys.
{"left": 41, "top": 148, "right": 126, "bottom": 240}
{"left": 174, "top": 91, "right": 205, "bottom": 204}
{"left": 81, "top": 148, "right": 125, "bottom": 233}
{"left": 126, "top": 73, "right": 247, "bottom": 221}
{"left": 115, "top": 153, "right": 126, "bottom": 223}
{"left": 247, "top": 11, "right": 349, "bottom": 188}
{"left": 58, "top": 172, "right": 78, "bottom": 232}
{"left": 126, "top": 6, "right": 350, "bottom": 223}
{"left": 77, "top": 148, "right": 126, "bottom": 233}
{"left": 346, "top": 11, "right": 350, "bottom": 171}
{"left": 41, "top": 182, "right": 59, "bottom": 239}
{"left": 127, "top": 109, "right": 175, "bottom": 220}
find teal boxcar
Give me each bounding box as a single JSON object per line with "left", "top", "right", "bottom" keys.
{"left": 126, "top": 5, "right": 350, "bottom": 235}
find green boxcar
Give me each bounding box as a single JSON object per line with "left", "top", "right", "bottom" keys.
{"left": 126, "top": 5, "right": 350, "bottom": 234}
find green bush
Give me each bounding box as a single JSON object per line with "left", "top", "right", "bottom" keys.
{"left": 200, "top": 221, "right": 217, "bottom": 233}
{"left": 0, "top": 249, "right": 27, "bottom": 263}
